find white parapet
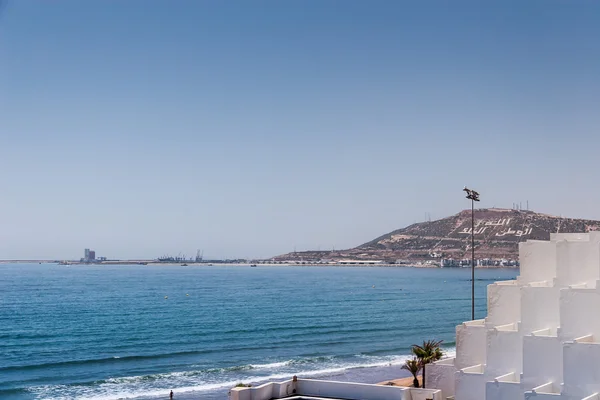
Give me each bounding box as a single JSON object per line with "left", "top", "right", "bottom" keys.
{"left": 229, "top": 378, "right": 443, "bottom": 400}
{"left": 524, "top": 382, "right": 562, "bottom": 399}
{"left": 486, "top": 372, "right": 522, "bottom": 400}
{"left": 582, "top": 394, "right": 600, "bottom": 400}
{"left": 229, "top": 379, "right": 293, "bottom": 400}
{"left": 550, "top": 233, "right": 590, "bottom": 242}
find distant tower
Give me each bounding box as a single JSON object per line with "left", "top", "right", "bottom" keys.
{"left": 84, "top": 248, "right": 90, "bottom": 260}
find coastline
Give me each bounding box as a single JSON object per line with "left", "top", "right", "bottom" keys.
{"left": 139, "top": 354, "right": 456, "bottom": 400}
{"left": 0, "top": 260, "right": 518, "bottom": 269}
{"left": 142, "top": 361, "right": 415, "bottom": 400}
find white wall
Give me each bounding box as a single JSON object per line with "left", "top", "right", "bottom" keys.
{"left": 486, "top": 281, "right": 521, "bottom": 327}
{"left": 521, "top": 285, "right": 560, "bottom": 335}
{"left": 524, "top": 382, "right": 563, "bottom": 399}
{"left": 456, "top": 321, "right": 487, "bottom": 370}
{"left": 272, "top": 381, "right": 296, "bottom": 398}
{"left": 455, "top": 368, "right": 486, "bottom": 400}
{"left": 559, "top": 288, "right": 600, "bottom": 341}
{"left": 427, "top": 358, "right": 456, "bottom": 399}
{"left": 431, "top": 235, "right": 600, "bottom": 400}
{"left": 231, "top": 378, "right": 443, "bottom": 400}
{"left": 229, "top": 382, "right": 277, "bottom": 400}
{"left": 589, "top": 231, "right": 600, "bottom": 244}
{"left": 563, "top": 342, "right": 600, "bottom": 400}
{"left": 297, "top": 379, "right": 411, "bottom": 400}
{"left": 550, "top": 233, "right": 590, "bottom": 241}
{"left": 522, "top": 335, "right": 563, "bottom": 391}
{"left": 524, "top": 393, "right": 562, "bottom": 399}
{"left": 555, "top": 240, "right": 600, "bottom": 288}
{"left": 486, "top": 327, "right": 523, "bottom": 378}
{"left": 518, "top": 241, "right": 557, "bottom": 284}
{"left": 409, "top": 388, "right": 445, "bottom": 400}
{"left": 486, "top": 380, "right": 523, "bottom": 400}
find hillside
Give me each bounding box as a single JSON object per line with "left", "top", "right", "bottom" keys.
{"left": 273, "top": 208, "right": 600, "bottom": 263}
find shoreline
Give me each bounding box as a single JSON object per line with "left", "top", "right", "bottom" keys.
{"left": 150, "top": 362, "right": 415, "bottom": 400}
{"left": 377, "top": 375, "right": 421, "bottom": 387}
{"left": 139, "top": 353, "right": 456, "bottom": 400}
{"left": 0, "top": 260, "right": 518, "bottom": 269}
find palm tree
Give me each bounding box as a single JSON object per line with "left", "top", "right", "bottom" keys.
{"left": 411, "top": 339, "right": 443, "bottom": 388}
{"left": 401, "top": 357, "right": 422, "bottom": 388}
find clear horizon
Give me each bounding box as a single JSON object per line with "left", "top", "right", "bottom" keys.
{"left": 2, "top": 1, "right": 600, "bottom": 259}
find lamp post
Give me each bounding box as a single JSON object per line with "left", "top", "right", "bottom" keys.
{"left": 463, "top": 186, "right": 480, "bottom": 320}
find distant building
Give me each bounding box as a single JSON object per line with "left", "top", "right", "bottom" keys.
{"left": 83, "top": 248, "right": 97, "bottom": 262}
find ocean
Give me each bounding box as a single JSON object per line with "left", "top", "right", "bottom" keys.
{"left": 0, "top": 263, "right": 517, "bottom": 400}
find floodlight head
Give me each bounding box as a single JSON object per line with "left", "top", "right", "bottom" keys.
{"left": 463, "top": 187, "right": 480, "bottom": 201}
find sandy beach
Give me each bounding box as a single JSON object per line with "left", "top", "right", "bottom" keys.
{"left": 378, "top": 375, "right": 421, "bottom": 387}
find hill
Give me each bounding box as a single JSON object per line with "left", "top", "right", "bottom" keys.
{"left": 273, "top": 208, "right": 600, "bottom": 264}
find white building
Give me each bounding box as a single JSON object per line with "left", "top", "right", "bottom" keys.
{"left": 232, "top": 232, "right": 600, "bottom": 400}
{"left": 229, "top": 377, "right": 443, "bottom": 400}
{"left": 427, "top": 232, "right": 600, "bottom": 400}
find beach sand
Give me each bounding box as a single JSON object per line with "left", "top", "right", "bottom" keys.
{"left": 378, "top": 375, "right": 421, "bottom": 387}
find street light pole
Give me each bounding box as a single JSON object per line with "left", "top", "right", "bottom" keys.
{"left": 463, "top": 187, "right": 480, "bottom": 320}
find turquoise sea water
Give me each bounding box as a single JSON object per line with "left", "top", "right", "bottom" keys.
{"left": 0, "top": 264, "right": 517, "bottom": 399}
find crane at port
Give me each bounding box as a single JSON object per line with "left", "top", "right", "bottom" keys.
{"left": 157, "top": 250, "right": 204, "bottom": 263}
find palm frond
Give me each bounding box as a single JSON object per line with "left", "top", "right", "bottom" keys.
{"left": 410, "top": 339, "right": 444, "bottom": 363}
{"left": 401, "top": 358, "right": 422, "bottom": 375}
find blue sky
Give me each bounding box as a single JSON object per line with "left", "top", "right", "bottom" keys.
{"left": 1, "top": 1, "right": 600, "bottom": 260}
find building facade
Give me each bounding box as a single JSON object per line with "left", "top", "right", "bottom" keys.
{"left": 83, "top": 248, "right": 97, "bottom": 262}
{"left": 428, "top": 232, "right": 600, "bottom": 400}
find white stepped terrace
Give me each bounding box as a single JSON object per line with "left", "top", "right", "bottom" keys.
{"left": 428, "top": 232, "right": 600, "bottom": 400}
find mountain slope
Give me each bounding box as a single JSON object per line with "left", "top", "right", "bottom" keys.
{"left": 357, "top": 208, "right": 600, "bottom": 261}
{"left": 274, "top": 208, "right": 600, "bottom": 263}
